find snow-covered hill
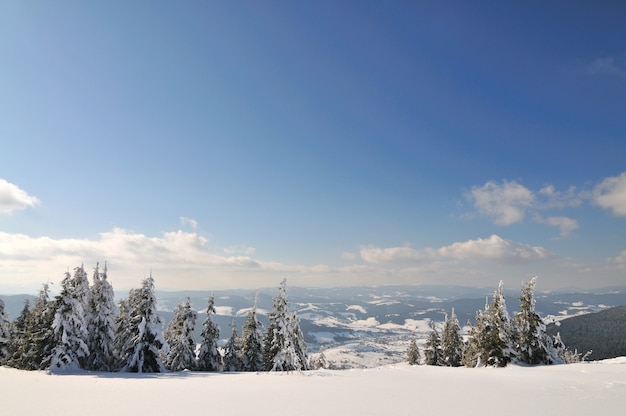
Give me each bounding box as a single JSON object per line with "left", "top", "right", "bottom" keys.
{"left": 2, "top": 359, "right": 625, "bottom": 415}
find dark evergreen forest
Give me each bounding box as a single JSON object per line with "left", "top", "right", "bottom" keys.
{"left": 547, "top": 305, "right": 626, "bottom": 360}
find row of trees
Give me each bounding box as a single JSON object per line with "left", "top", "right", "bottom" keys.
{"left": 0, "top": 264, "right": 308, "bottom": 373}
{"left": 407, "top": 277, "right": 581, "bottom": 367}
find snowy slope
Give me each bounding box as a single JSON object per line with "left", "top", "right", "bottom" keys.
{"left": 2, "top": 360, "right": 625, "bottom": 416}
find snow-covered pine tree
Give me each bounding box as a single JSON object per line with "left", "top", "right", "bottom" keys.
{"left": 0, "top": 299, "right": 11, "bottom": 365}
{"left": 514, "top": 277, "right": 552, "bottom": 365}
{"left": 486, "top": 281, "right": 516, "bottom": 366}
{"left": 6, "top": 300, "right": 30, "bottom": 369}
{"left": 463, "top": 281, "right": 515, "bottom": 367}
{"left": 241, "top": 295, "right": 264, "bottom": 372}
{"left": 112, "top": 295, "right": 134, "bottom": 370}
{"left": 121, "top": 274, "right": 167, "bottom": 373}
{"left": 163, "top": 297, "right": 198, "bottom": 371}
{"left": 423, "top": 322, "right": 443, "bottom": 366}
{"left": 551, "top": 332, "right": 586, "bottom": 363}
{"left": 23, "top": 283, "right": 56, "bottom": 370}
{"left": 440, "top": 308, "right": 463, "bottom": 367}
{"left": 291, "top": 311, "right": 309, "bottom": 371}
{"left": 49, "top": 272, "right": 90, "bottom": 371}
{"left": 71, "top": 265, "right": 93, "bottom": 369}
{"left": 262, "top": 279, "right": 307, "bottom": 371}
{"left": 72, "top": 265, "right": 91, "bottom": 318}
{"left": 311, "top": 347, "right": 331, "bottom": 370}
{"left": 407, "top": 335, "right": 421, "bottom": 365}
{"left": 197, "top": 294, "right": 223, "bottom": 372}
{"left": 223, "top": 318, "right": 243, "bottom": 372}
{"left": 87, "top": 263, "right": 117, "bottom": 371}
{"left": 462, "top": 301, "right": 488, "bottom": 367}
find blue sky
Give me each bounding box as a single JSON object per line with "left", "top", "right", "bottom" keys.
{"left": 1, "top": 1, "right": 625, "bottom": 293}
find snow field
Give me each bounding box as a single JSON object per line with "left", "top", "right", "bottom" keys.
{"left": 2, "top": 360, "right": 625, "bottom": 416}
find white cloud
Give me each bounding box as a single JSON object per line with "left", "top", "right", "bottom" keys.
{"left": 593, "top": 172, "right": 626, "bottom": 216}
{"left": 533, "top": 215, "right": 579, "bottom": 237}
{"left": 438, "top": 234, "right": 553, "bottom": 264}
{"left": 538, "top": 185, "right": 583, "bottom": 209}
{"left": 0, "top": 179, "right": 40, "bottom": 215}
{"left": 341, "top": 251, "right": 358, "bottom": 261}
{"left": 585, "top": 56, "right": 626, "bottom": 76}
{"left": 360, "top": 246, "right": 434, "bottom": 264}
{"left": 468, "top": 180, "right": 535, "bottom": 225}
{"left": 607, "top": 249, "right": 626, "bottom": 270}
{"left": 360, "top": 235, "right": 552, "bottom": 267}
{"left": 180, "top": 217, "right": 199, "bottom": 230}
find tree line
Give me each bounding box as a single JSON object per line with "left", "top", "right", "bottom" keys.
{"left": 406, "top": 277, "right": 586, "bottom": 367}
{"left": 0, "top": 264, "right": 308, "bottom": 373}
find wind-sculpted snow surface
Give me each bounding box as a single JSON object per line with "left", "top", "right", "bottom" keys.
{"left": 1, "top": 359, "right": 624, "bottom": 415}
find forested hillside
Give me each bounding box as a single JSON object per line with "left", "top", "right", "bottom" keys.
{"left": 547, "top": 305, "right": 626, "bottom": 360}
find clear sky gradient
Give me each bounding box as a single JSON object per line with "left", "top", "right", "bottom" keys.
{"left": 1, "top": 1, "right": 625, "bottom": 293}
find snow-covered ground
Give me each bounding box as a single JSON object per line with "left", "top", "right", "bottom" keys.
{"left": 2, "top": 359, "right": 625, "bottom": 415}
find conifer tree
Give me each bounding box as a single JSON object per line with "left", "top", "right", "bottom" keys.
{"left": 407, "top": 336, "right": 421, "bottom": 365}
{"left": 112, "top": 295, "right": 134, "bottom": 370}
{"left": 463, "top": 281, "right": 515, "bottom": 367}
{"left": 121, "top": 275, "right": 167, "bottom": 373}
{"left": 7, "top": 300, "right": 30, "bottom": 369}
{"left": 223, "top": 318, "right": 243, "bottom": 372}
{"left": 263, "top": 279, "right": 308, "bottom": 371}
{"left": 441, "top": 309, "right": 463, "bottom": 367}
{"left": 423, "top": 322, "right": 443, "bottom": 366}
{"left": 311, "top": 347, "right": 331, "bottom": 369}
{"left": 87, "top": 263, "right": 117, "bottom": 371}
{"left": 24, "top": 283, "right": 56, "bottom": 370}
{"left": 50, "top": 272, "right": 90, "bottom": 371}
{"left": 197, "top": 294, "right": 223, "bottom": 372}
{"left": 0, "top": 299, "right": 12, "bottom": 365}
{"left": 241, "top": 296, "right": 264, "bottom": 372}
{"left": 514, "top": 277, "right": 552, "bottom": 365}
{"left": 291, "top": 312, "right": 309, "bottom": 371}
{"left": 163, "top": 297, "right": 198, "bottom": 371}
{"left": 72, "top": 265, "right": 92, "bottom": 320}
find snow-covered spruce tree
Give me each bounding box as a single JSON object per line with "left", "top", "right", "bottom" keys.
{"left": 407, "top": 336, "right": 421, "bottom": 365}
{"left": 23, "top": 283, "right": 56, "bottom": 370}
{"left": 423, "top": 322, "right": 443, "bottom": 366}
{"left": 463, "top": 281, "right": 516, "bottom": 367}
{"left": 0, "top": 299, "right": 12, "bottom": 365}
{"left": 87, "top": 263, "right": 117, "bottom": 371}
{"left": 241, "top": 296, "right": 264, "bottom": 372}
{"left": 121, "top": 275, "right": 167, "bottom": 373}
{"left": 49, "top": 272, "right": 90, "bottom": 371}
{"left": 514, "top": 277, "right": 553, "bottom": 365}
{"left": 262, "top": 279, "right": 308, "bottom": 371}
{"left": 551, "top": 332, "right": 588, "bottom": 363}
{"left": 223, "top": 318, "right": 244, "bottom": 372}
{"left": 72, "top": 265, "right": 92, "bottom": 319}
{"left": 311, "top": 347, "right": 331, "bottom": 370}
{"left": 163, "top": 297, "right": 198, "bottom": 371}
{"left": 6, "top": 300, "right": 31, "bottom": 369}
{"left": 441, "top": 309, "right": 463, "bottom": 367}
{"left": 197, "top": 294, "right": 223, "bottom": 372}
{"left": 112, "top": 294, "right": 134, "bottom": 370}
{"left": 291, "top": 312, "right": 308, "bottom": 370}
